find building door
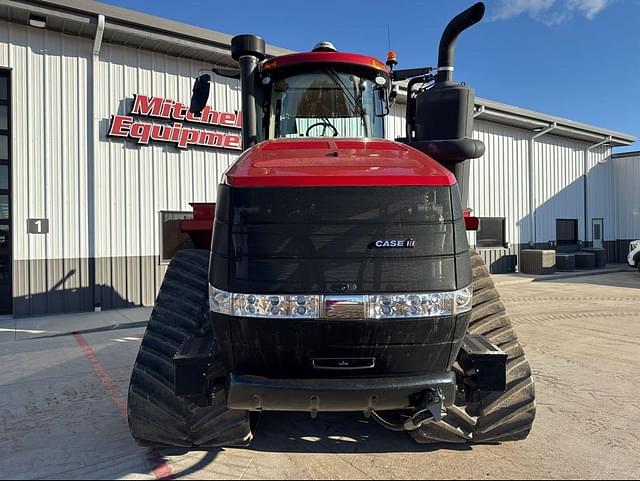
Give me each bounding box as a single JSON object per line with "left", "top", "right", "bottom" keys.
{"left": 592, "top": 218, "right": 604, "bottom": 249}
{"left": 0, "top": 71, "right": 10, "bottom": 314}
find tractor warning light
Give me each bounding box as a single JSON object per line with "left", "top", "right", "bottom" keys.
{"left": 386, "top": 51, "right": 398, "bottom": 70}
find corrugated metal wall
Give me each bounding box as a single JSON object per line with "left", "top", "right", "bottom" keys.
{"left": 613, "top": 154, "right": 640, "bottom": 242}
{"left": 93, "top": 43, "right": 241, "bottom": 309}
{"left": 0, "top": 19, "right": 94, "bottom": 315}
{"left": 469, "top": 120, "right": 531, "bottom": 246}
{"left": 0, "top": 20, "right": 243, "bottom": 315}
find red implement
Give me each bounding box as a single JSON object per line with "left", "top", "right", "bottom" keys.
{"left": 180, "top": 202, "right": 215, "bottom": 249}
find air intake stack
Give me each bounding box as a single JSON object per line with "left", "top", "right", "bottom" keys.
{"left": 231, "top": 35, "right": 266, "bottom": 150}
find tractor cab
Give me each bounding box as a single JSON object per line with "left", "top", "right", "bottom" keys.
{"left": 190, "top": 37, "right": 394, "bottom": 149}
{"left": 256, "top": 46, "right": 391, "bottom": 141}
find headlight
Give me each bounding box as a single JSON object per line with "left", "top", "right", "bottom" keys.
{"left": 368, "top": 293, "right": 454, "bottom": 319}
{"left": 455, "top": 286, "right": 473, "bottom": 314}
{"left": 209, "top": 285, "right": 232, "bottom": 315}
{"left": 209, "top": 285, "right": 472, "bottom": 319}
{"left": 211, "top": 286, "right": 320, "bottom": 319}
{"left": 233, "top": 293, "right": 320, "bottom": 318}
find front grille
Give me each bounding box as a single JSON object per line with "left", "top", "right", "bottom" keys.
{"left": 211, "top": 184, "right": 470, "bottom": 294}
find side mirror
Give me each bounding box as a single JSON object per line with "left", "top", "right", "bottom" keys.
{"left": 389, "top": 85, "right": 399, "bottom": 106}
{"left": 189, "top": 74, "right": 211, "bottom": 115}
{"left": 374, "top": 85, "right": 390, "bottom": 117}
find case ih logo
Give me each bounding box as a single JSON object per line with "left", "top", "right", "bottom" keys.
{"left": 108, "top": 94, "right": 242, "bottom": 151}
{"left": 372, "top": 239, "right": 416, "bottom": 249}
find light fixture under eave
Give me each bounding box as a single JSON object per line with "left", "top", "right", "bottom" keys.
{"left": 29, "top": 14, "right": 47, "bottom": 29}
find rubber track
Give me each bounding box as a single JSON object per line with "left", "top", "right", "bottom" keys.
{"left": 127, "top": 249, "right": 252, "bottom": 447}
{"left": 411, "top": 250, "right": 536, "bottom": 444}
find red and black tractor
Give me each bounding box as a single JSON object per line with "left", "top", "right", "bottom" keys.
{"left": 127, "top": 2, "right": 535, "bottom": 447}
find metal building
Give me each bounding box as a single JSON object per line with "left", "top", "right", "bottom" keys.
{"left": 611, "top": 151, "right": 640, "bottom": 251}
{"left": 0, "top": 0, "right": 636, "bottom": 317}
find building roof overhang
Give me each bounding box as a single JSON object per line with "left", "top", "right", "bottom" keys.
{"left": 0, "top": 0, "right": 292, "bottom": 67}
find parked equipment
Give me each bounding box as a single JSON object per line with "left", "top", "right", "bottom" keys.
{"left": 128, "top": 2, "right": 536, "bottom": 447}
{"left": 628, "top": 240, "right": 640, "bottom": 271}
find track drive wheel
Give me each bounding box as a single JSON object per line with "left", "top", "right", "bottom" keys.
{"left": 410, "top": 250, "right": 536, "bottom": 443}
{"left": 127, "top": 249, "right": 252, "bottom": 448}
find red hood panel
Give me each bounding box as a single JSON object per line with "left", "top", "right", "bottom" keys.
{"left": 225, "top": 139, "right": 456, "bottom": 188}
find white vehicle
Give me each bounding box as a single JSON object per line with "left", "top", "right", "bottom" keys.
{"left": 628, "top": 240, "right": 640, "bottom": 271}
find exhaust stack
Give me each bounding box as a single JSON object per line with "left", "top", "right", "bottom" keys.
{"left": 404, "top": 2, "right": 486, "bottom": 205}
{"left": 405, "top": 2, "right": 486, "bottom": 194}
{"left": 436, "top": 2, "right": 486, "bottom": 84}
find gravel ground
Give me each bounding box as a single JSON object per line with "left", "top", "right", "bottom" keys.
{"left": 1, "top": 271, "right": 639, "bottom": 480}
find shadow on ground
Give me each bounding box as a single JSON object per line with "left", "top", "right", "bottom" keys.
{"left": 157, "top": 413, "right": 474, "bottom": 479}
{"left": 541, "top": 269, "right": 639, "bottom": 289}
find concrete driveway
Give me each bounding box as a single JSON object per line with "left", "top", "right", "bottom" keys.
{"left": 1, "top": 271, "right": 639, "bottom": 479}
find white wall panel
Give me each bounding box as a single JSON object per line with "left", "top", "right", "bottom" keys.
{"left": 471, "top": 120, "right": 531, "bottom": 246}
{"left": 387, "top": 106, "right": 615, "bottom": 248}
{"left": 0, "top": 20, "right": 91, "bottom": 264}
{"left": 385, "top": 102, "right": 406, "bottom": 140}
{"left": 95, "top": 44, "right": 241, "bottom": 260}
{"left": 613, "top": 154, "right": 640, "bottom": 240}
{"left": 534, "top": 135, "right": 586, "bottom": 243}
{"left": 586, "top": 146, "right": 615, "bottom": 241}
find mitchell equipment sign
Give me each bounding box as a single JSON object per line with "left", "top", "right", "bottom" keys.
{"left": 108, "top": 94, "right": 242, "bottom": 151}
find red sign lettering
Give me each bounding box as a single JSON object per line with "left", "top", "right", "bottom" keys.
{"left": 108, "top": 94, "right": 243, "bottom": 151}
{"left": 108, "top": 115, "right": 242, "bottom": 151}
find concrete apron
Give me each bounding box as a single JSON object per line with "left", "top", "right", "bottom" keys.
{"left": 493, "top": 264, "right": 632, "bottom": 287}
{"left": 0, "top": 306, "right": 152, "bottom": 343}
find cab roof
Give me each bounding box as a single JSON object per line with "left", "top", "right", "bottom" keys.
{"left": 260, "top": 51, "right": 390, "bottom": 77}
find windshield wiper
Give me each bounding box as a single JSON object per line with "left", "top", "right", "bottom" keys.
{"left": 325, "top": 67, "right": 369, "bottom": 136}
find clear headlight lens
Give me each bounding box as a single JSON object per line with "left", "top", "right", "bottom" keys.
{"left": 234, "top": 293, "right": 287, "bottom": 318}
{"left": 368, "top": 293, "right": 454, "bottom": 319}
{"left": 209, "top": 285, "right": 232, "bottom": 315}
{"left": 233, "top": 293, "right": 320, "bottom": 318}
{"left": 455, "top": 286, "right": 473, "bottom": 314}
{"left": 288, "top": 294, "right": 321, "bottom": 318}
{"left": 209, "top": 285, "right": 471, "bottom": 319}
{"left": 210, "top": 286, "right": 320, "bottom": 319}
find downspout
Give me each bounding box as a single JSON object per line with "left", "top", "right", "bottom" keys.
{"left": 585, "top": 136, "right": 612, "bottom": 245}
{"left": 89, "top": 14, "right": 105, "bottom": 309}
{"left": 528, "top": 122, "right": 556, "bottom": 246}
{"left": 93, "top": 14, "right": 105, "bottom": 56}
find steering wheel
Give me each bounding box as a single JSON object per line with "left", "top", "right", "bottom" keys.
{"left": 305, "top": 121, "right": 339, "bottom": 137}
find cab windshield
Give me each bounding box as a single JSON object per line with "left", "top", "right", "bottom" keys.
{"left": 265, "top": 67, "right": 388, "bottom": 140}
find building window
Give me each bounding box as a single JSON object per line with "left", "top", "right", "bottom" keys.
{"left": 476, "top": 217, "right": 506, "bottom": 248}
{"left": 0, "top": 70, "right": 10, "bottom": 315}
{"left": 160, "top": 211, "right": 193, "bottom": 263}
{"left": 556, "top": 219, "right": 578, "bottom": 245}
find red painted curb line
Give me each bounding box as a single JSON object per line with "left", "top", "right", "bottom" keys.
{"left": 73, "top": 332, "right": 176, "bottom": 480}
